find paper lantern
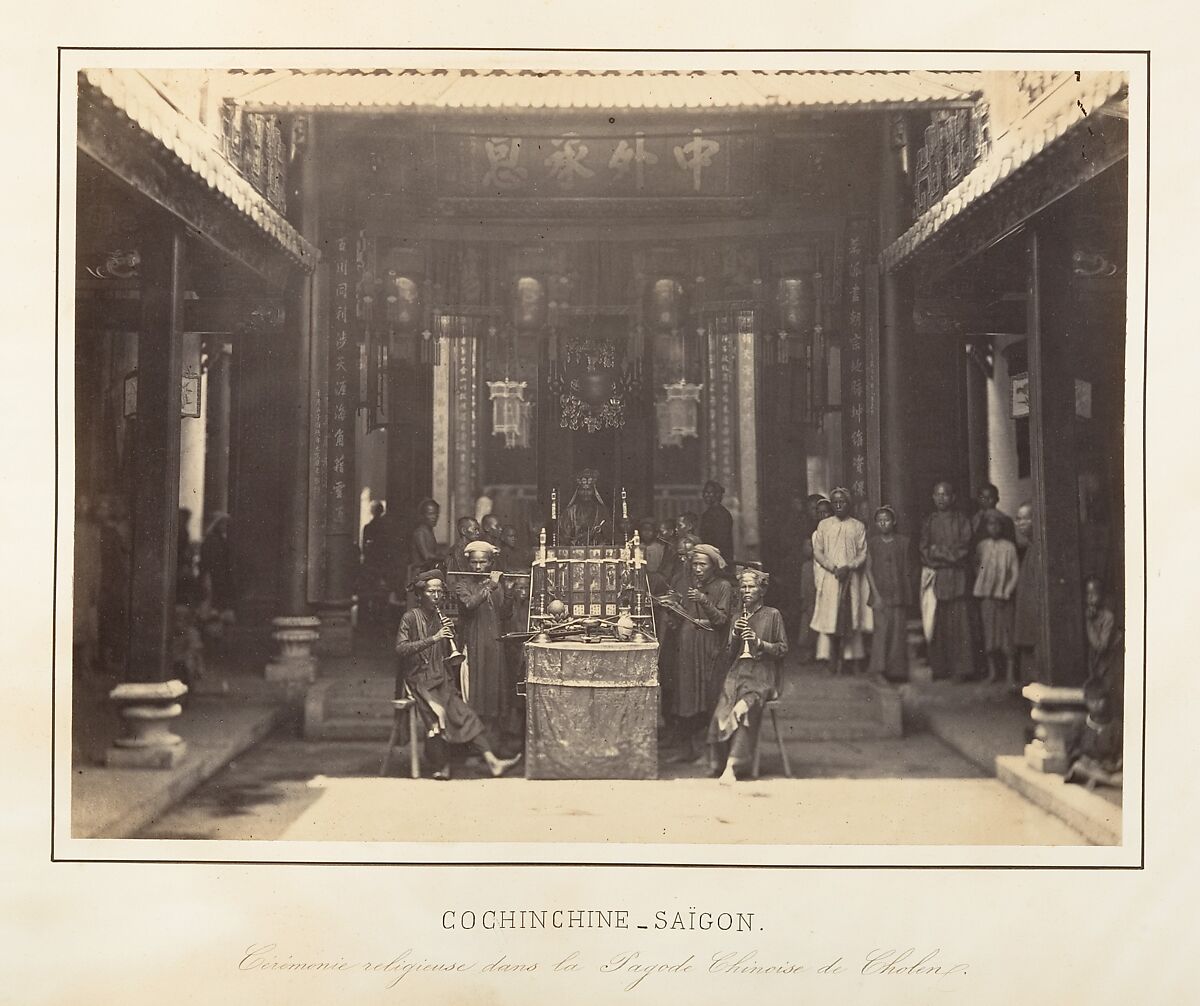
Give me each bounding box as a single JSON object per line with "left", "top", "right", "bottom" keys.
{"left": 514, "top": 276, "right": 546, "bottom": 332}
{"left": 648, "top": 278, "right": 684, "bottom": 332}
{"left": 777, "top": 276, "right": 814, "bottom": 334}
{"left": 386, "top": 274, "right": 421, "bottom": 333}
{"left": 488, "top": 379, "right": 532, "bottom": 449}
{"left": 656, "top": 379, "right": 703, "bottom": 447}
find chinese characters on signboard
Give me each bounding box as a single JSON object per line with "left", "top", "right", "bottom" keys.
{"left": 843, "top": 220, "right": 869, "bottom": 501}
{"left": 441, "top": 129, "right": 752, "bottom": 198}
{"left": 328, "top": 236, "right": 356, "bottom": 535}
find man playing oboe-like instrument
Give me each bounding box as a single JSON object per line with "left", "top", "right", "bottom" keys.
{"left": 394, "top": 571, "right": 521, "bottom": 780}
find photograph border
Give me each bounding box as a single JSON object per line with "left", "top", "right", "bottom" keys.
{"left": 52, "top": 45, "right": 1150, "bottom": 870}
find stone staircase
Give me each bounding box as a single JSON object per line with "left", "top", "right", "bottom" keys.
{"left": 304, "top": 660, "right": 903, "bottom": 743}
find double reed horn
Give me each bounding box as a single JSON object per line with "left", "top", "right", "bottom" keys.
{"left": 736, "top": 596, "right": 755, "bottom": 661}
{"left": 434, "top": 603, "right": 466, "bottom": 668}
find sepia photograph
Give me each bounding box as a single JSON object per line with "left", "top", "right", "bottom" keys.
{"left": 62, "top": 57, "right": 1137, "bottom": 856}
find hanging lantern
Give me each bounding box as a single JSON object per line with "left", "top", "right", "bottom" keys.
{"left": 488, "top": 379, "right": 531, "bottom": 449}
{"left": 777, "top": 276, "right": 814, "bottom": 334}
{"left": 656, "top": 378, "right": 704, "bottom": 447}
{"left": 648, "top": 278, "right": 684, "bottom": 332}
{"left": 514, "top": 276, "right": 546, "bottom": 332}
{"left": 386, "top": 274, "right": 422, "bottom": 332}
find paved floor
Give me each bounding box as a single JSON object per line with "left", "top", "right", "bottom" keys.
{"left": 139, "top": 727, "right": 1086, "bottom": 845}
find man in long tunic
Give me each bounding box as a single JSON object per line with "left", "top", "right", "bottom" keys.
{"left": 698, "top": 481, "right": 735, "bottom": 576}
{"left": 445, "top": 516, "right": 481, "bottom": 574}
{"left": 919, "top": 481, "right": 976, "bottom": 681}
{"left": 866, "top": 505, "right": 918, "bottom": 682}
{"left": 451, "top": 540, "right": 513, "bottom": 726}
{"left": 671, "top": 543, "right": 733, "bottom": 760}
{"left": 394, "top": 571, "right": 520, "bottom": 780}
{"left": 810, "top": 487, "right": 871, "bottom": 675}
{"left": 708, "top": 567, "right": 788, "bottom": 783}
{"left": 650, "top": 532, "right": 701, "bottom": 723}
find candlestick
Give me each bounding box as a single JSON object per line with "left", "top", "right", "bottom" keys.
{"left": 621, "top": 486, "right": 628, "bottom": 520}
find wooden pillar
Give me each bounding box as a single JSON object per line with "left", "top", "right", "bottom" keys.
{"left": 278, "top": 273, "right": 315, "bottom": 616}
{"left": 202, "top": 344, "right": 231, "bottom": 523}
{"left": 1026, "top": 217, "right": 1085, "bottom": 686}
{"left": 125, "top": 227, "right": 185, "bottom": 682}
{"left": 879, "top": 115, "right": 913, "bottom": 527}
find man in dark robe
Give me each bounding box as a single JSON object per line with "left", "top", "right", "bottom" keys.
{"left": 671, "top": 543, "right": 733, "bottom": 761}
{"left": 919, "top": 481, "right": 975, "bottom": 681}
{"left": 445, "top": 516, "right": 481, "bottom": 574}
{"left": 866, "top": 505, "right": 918, "bottom": 682}
{"left": 394, "top": 571, "right": 521, "bottom": 780}
{"left": 481, "top": 513, "right": 504, "bottom": 549}
{"left": 451, "top": 540, "right": 514, "bottom": 727}
{"left": 699, "top": 481, "right": 736, "bottom": 574}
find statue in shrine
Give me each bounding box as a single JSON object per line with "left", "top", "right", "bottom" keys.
{"left": 560, "top": 468, "right": 608, "bottom": 546}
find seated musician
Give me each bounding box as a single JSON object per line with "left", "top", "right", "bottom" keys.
{"left": 394, "top": 571, "right": 521, "bottom": 780}
{"left": 708, "top": 567, "right": 789, "bottom": 784}
{"left": 452, "top": 541, "right": 514, "bottom": 732}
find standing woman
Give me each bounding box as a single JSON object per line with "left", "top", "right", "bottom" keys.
{"left": 672, "top": 543, "right": 733, "bottom": 761}
{"left": 866, "top": 505, "right": 917, "bottom": 682}
{"left": 708, "top": 567, "right": 788, "bottom": 783}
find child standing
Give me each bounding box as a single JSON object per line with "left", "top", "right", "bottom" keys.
{"left": 866, "top": 506, "right": 917, "bottom": 682}
{"left": 973, "top": 510, "right": 1020, "bottom": 687}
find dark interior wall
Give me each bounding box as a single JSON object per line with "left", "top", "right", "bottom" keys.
{"left": 898, "top": 328, "right": 971, "bottom": 532}
{"left": 229, "top": 334, "right": 286, "bottom": 624}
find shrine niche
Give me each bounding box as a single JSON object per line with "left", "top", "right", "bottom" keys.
{"left": 549, "top": 334, "right": 638, "bottom": 433}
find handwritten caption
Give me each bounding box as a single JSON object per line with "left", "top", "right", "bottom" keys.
{"left": 239, "top": 944, "right": 968, "bottom": 991}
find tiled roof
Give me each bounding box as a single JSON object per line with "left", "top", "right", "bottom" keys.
{"left": 881, "top": 71, "right": 1128, "bottom": 271}
{"left": 80, "top": 69, "right": 317, "bottom": 270}
{"left": 234, "top": 68, "right": 978, "bottom": 114}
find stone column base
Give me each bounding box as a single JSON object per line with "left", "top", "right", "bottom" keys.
{"left": 1022, "top": 683, "right": 1086, "bottom": 774}
{"left": 264, "top": 615, "right": 321, "bottom": 683}
{"left": 105, "top": 680, "right": 189, "bottom": 770}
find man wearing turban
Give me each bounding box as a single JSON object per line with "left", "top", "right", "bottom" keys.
{"left": 670, "top": 542, "right": 733, "bottom": 760}
{"left": 393, "top": 570, "right": 521, "bottom": 780}
{"left": 452, "top": 540, "right": 514, "bottom": 730}
{"left": 708, "top": 566, "right": 789, "bottom": 783}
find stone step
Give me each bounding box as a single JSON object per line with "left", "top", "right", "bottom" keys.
{"left": 996, "top": 755, "right": 1121, "bottom": 845}
{"left": 304, "top": 671, "right": 904, "bottom": 742}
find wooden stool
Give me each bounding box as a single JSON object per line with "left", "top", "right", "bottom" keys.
{"left": 751, "top": 699, "right": 792, "bottom": 779}
{"left": 379, "top": 696, "right": 421, "bottom": 779}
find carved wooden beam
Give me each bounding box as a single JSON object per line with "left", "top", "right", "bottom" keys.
{"left": 78, "top": 89, "right": 308, "bottom": 290}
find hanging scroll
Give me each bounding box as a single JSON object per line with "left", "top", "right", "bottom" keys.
{"left": 842, "top": 218, "right": 869, "bottom": 501}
